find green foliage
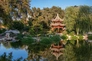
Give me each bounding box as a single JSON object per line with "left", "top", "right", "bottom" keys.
{"left": 0, "top": 29, "right": 6, "bottom": 33}
{"left": 0, "top": 52, "right": 12, "bottom": 61}
{"left": 9, "top": 21, "right": 24, "bottom": 31}
{"left": 0, "top": 1, "right": 12, "bottom": 25}
{"left": 64, "top": 41, "right": 92, "bottom": 61}
{"left": 74, "top": 42, "right": 92, "bottom": 61}
{"left": 29, "top": 25, "right": 43, "bottom": 35}
{"left": 71, "top": 35, "right": 78, "bottom": 40}
{"left": 65, "top": 5, "right": 92, "bottom": 34}
{"left": 64, "top": 44, "right": 77, "bottom": 61}
{"left": 10, "top": 41, "right": 22, "bottom": 48}
{"left": 28, "top": 19, "right": 33, "bottom": 26}
{"left": 88, "top": 34, "right": 92, "bottom": 40}
{"left": 30, "top": 6, "right": 64, "bottom": 34}
{"left": 0, "top": 0, "right": 31, "bottom": 26}
{"left": 23, "top": 26, "right": 30, "bottom": 32}
{"left": 16, "top": 34, "right": 24, "bottom": 40}
{"left": 29, "top": 27, "right": 35, "bottom": 35}
{"left": 40, "top": 35, "right": 61, "bottom": 48}
{"left": 0, "top": 52, "right": 26, "bottom": 61}
{"left": 28, "top": 43, "right": 47, "bottom": 53}
{"left": 78, "top": 35, "right": 83, "bottom": 40}
{"left": 21, "top": 35, "right": 35, "bottom": 45}
{"left": 39, "top": 21, "right": 48, "bottom": 29}
{"left": 69, "top": 31, "right": 75, "bottom": 35}
{"left": 40, "top": 37, "right": 52, "bottom": 46}
{"left": 61, "top": 34, "right": 68, "bottom": 40}
{"left": 50, "top": 35, "right": 61, "bottom": 44}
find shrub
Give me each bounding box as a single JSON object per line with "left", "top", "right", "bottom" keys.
{"left": 61, "top": 35, "right": 68, "bottom": 40}
{"left": 78, "top": 35, "right": 83, "bottom": 40}
{"left": 21, "top": 35, "right": 34, "bottom": 45}
{"left": 9, "top": 21, "right": 24, "bottom": 31}
{"left": 0, "top": 29, "right": 6, "bottom": 33}
{"left": 23, "top": 26, "right": 30, "bottom": 32}
{"left": 16, "top": 34, "right": 24, "bottom": 40}
{"left": 50, "top": 35, "right": 61, "bottom": 44}
{"left": 40, "top": 37, "right": 52, "bottom": 46}
{"left": 71, "top": 35, "right": 78, "bottom": 40}
{"left": 88, "top": 34, "right": 92, "bottom": 40}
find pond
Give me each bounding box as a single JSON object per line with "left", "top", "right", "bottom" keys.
{"left": 0, "top": 42, "right": 57, "bottom": 61}
{"left": 0, "top": 40, "right": 92, "bottom": 61}
{"left": 0, "top": 42, "right": 28, "bottom": 60}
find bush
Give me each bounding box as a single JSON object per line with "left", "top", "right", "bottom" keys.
{"left": 50, "top": 35, "right": 61, "bottom": 44}
{"left": 69, "top": 31, "right": 75, "bottom": 35}
{"left": 78, "top": 35, "right": 83, "bottom": 40}
{"left": 10, "top": 41, "right": 22, "bottom": 48}
{"left": 21, "top": 35, "right": 34, "bottom": 45}
{"left": 61, "top": 35, "right": 68, "bottom": 40}
{"left": 40, "top": 35, "right": 61, "bottom": 47}
{"left": 40, "top": 37, "right": 52, "bottom": 46}
{"left": 29, "top": 25, "right": 43, "bottom": 35}
{"left": 0, "top": 29, "right": 6, "bottom": 33}
{"left": 9, "top": 21, "right": 24, "bottom": 31}
{"left": 88, "top": 34, "right": 92, "bottom": 40}
{"left": 71, "top": 35, "right": 78, "bottom": 40}
{"left": 16, "top": 34, "right": 24, "bottom": 40}
{"left": 23, "top": 26, "right": 30, "bottom": 32}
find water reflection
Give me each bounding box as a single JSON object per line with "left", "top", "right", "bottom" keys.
{"left": 0, "top": 41, "right": 64, "bottom": 61}
{"left": 0, "top": 42, "right": 28, "bottom": 60}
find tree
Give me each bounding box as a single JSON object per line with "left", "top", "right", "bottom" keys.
{"left": 0, "top": 1, "right": 12, "bottom": 26}
{"left": 77, "top": 6, "right": 92, "bottom": 34}
{"left": 64, "top": 6, "right": 79, "bottom": 34}
{"left": 65, "top": 5, "right": 92, "bottom": 35}
{"left": 9, "top": 21, "right": 24, "bottom": 31}
{"left": 0, "top": 0, "right": 31, "bottom": 26}
{"left": 29, "top": 6, "right": 64, "bottom": 34}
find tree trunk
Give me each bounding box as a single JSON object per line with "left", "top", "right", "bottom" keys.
{"left": 76, "top": 28, "right": 79, "bottom": 46}
{"left": 77, "top": 28, "right": 79, "bottom": 35}
{"left": 76, "top": 39, "right": 79, "bottom": 46}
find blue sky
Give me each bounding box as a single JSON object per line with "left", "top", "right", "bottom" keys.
{"left": 31, "top": 0, "right": 92, "bottom": 9}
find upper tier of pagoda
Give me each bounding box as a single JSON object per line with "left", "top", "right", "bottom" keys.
{"left": 50, "top": 14, "right": 65, "bottom": 28}
{"left": 51, "top": 14, "right": 64, "bottom": 22}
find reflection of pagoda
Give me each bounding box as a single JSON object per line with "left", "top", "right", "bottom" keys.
{"left": 50, "top": 14, "right": 65, "bottom": 33}
{"left": 50, "top": 41, "right": 65, "bottom": 60}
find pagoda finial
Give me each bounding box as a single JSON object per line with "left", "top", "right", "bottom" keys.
{"left": 56, "top": 13, "right": 60, "bottom": 19}
{"left": 57, "top": 13, "right": 59, "bottom": 16}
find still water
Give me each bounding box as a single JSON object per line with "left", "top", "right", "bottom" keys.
{"left": 1, "top": 41, "right": 91, "bottom": 61}
{"left": 0, "top": 42, "right": 54, "bottom": 61}
{"left": 0, "top": 43, "right": 28, "bottom": 60}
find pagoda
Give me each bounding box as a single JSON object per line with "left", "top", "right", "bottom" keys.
{"left": 50, "top": 14, "right": 65, "bottom": 33}
{"left": 50, "top": 14, "right": 65, "bottom": 60}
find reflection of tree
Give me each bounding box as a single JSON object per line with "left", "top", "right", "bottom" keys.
{"left": 2, "top": 38, "right": 92, "bottom": 61}
{"left": 0, "top": 52, "right": 12, "bottom": 61}
{"left": 0, "top": 52, "right": 26, "bottom": 61}
{"left": 27, "top": 52, "right": 42, "bottom": 61}
{"left": 63, "top": 41, "right": 92, "bottom": 61}
{"left": 10, "top": 41, "right": 22, "bottom": 48}
{"left": 26, "top": 41, "right": 92, "bottom": 61}
{"left": 27, "top": 43, "right": 46, "bottom": 61}
{"left": 27, "top": 46, "right": 64, "bottom": 61}
{"left": 2, "top": 42, "right": 11, "bottom": 49}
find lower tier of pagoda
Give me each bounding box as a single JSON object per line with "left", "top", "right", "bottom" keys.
{"left": 51, "top": 26, "right": 65, "bottom": 28}
{"left": 50, "top": 23, "right": 65, "bottom": 26}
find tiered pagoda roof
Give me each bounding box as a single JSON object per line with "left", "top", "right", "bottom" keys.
{"left": 51, "top": 14, "right": 64, "bottom": 22}
{"left": 50, "top": 14, "right": 65, "bottom": 33}
{"left": 50, "top": 14, "right": 65, "bottom": 28}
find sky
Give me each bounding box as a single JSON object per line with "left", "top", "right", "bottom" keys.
{"left": 31, "top": 0, "right": 92, "bottom": 9}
